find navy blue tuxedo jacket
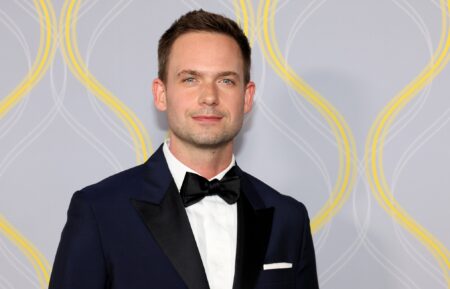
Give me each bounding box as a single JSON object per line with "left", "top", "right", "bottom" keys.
{"left": 49, "top": 145, "right": 319, "bottom": 289}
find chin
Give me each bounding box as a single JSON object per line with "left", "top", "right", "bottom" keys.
{"left": 187, "top": 132, "right": 237, "bottom": 149}
{"left": 190, "top": 138, "right": 230, "bottom": 149}
{"left": 170, "top": 125, "right": 241, "bottom": 149}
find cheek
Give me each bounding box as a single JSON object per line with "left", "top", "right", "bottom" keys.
{"left": 166, "top": 95, "right": 192, "bottom": 118}
{"left": 167, "top": 103, "right": 185, "bottom": 119}
{"left": 227, "top": 100, "right": 245, "bottom": 119}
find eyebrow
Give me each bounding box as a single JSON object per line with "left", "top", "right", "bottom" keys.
{"left": 176, "top": 69, "right": 240, "bottom": 78}
{"left": 177, "top": 70, "right": 201, "bottom": 77}
{"left": 216, "top": 71, "right": 239, "bottom": 78}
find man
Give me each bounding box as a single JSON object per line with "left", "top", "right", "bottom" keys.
{"left": 49, "top": 9, "right": 319, "bottom": 289}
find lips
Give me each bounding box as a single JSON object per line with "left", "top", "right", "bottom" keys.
{"left": 192, "top": 115, "right": 223, "bottom": 122}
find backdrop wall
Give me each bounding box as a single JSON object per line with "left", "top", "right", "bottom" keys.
{"left": 1, "top": 0, "right": 449, "bottom": 288}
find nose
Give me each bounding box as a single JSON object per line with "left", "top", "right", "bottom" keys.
{"left": 198, "top": 82, "right": 219, "bottom": 106}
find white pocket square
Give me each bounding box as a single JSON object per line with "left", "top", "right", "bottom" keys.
{"left": 263, "top": 262, "right": 292, "bottom": 270}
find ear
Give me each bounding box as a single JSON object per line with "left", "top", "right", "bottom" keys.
{"left": 152, "top": 78, "right": 167, "bottom": 111}
{"left": 243, "top": 81, "right": 255, "bottom": 113}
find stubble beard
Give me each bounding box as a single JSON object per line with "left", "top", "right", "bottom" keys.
{"left": 169, "top": 117, "right": 243, "bottom": 150}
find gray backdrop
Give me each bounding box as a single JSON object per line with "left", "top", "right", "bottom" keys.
{"left": 1, "top": 0, "right": 449, "bottom": 288}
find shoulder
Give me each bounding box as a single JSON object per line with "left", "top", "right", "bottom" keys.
{"left": 242, "top": 171, "right": 309, "bottom": 218}
{"left": 73, "top": 163, "right": 149, "bottom": 204}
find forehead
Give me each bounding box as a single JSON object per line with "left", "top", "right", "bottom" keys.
{"left": 167, "top": 32, "right": 244, "bottom": 76}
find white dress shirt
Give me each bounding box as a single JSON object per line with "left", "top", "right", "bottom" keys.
{"left": 163, "top": 140, "right": 237, "bottom": 289}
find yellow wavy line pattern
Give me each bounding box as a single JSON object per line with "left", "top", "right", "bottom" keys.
{"left": 246, "top": 0, "right": 256, "bottom": 46}
{"left": 0, "top": 0, "right": 57, "bottom": 118}
{"left": 365, "top": 0, "right": 450, "bottom": 286}
{"left": 1, "top": 0, "right": 154, "bottom": 288}
{"left": 233, "top": 0, "right": 256, "bottom": 46}
{"left": 239, "top": 0, "right": 249, "bottom": 39}
{"left": 0, "top": 215, "right": 51, "bottom": 288}
{"left": 0, "top": 0, "right": 55, "bottom": 288}
{"left": 59, "top": 0, "right": 153, "bottom": 163}
{"left": 250, "top": 0, "right": 358, "bottom": 234}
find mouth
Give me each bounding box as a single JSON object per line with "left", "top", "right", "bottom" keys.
{"left": 191, "top": 115, "right": 223, "bottom": 123}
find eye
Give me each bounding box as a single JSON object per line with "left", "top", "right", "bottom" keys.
{"left": 220, "top": 78, "right": 235, "bottom": 85}
{"left": 183, "top": 77, "right": 197, "bottom": 84}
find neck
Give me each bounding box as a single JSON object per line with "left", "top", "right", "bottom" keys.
{"left": 168, "top": 137, "right": 234, "bottom": 180}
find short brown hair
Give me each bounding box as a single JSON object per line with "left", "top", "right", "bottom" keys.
{"left": 158, "top": 9, "right": 251, "bottom": 84}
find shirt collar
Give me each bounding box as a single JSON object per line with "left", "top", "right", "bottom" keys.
{"left": 162, "top": 139, "right": 236, "bottom": 192}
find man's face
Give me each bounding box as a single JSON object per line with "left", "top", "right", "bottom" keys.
{"left": 153, "top": 32, "right": 255, "bottom": 150}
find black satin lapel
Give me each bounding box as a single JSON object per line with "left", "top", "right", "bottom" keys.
{"left": 233, "top": 194, "right": 274, "bottom": 289}
{"left": 131, "top": 182, "right": 210, "bottom": 289}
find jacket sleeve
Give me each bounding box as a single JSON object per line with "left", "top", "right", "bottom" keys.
{"left": 295, "top": 207, "right": 320, "bottom": 289}
{"left": 49, "top": 191, "right": 108, "bottom": 289}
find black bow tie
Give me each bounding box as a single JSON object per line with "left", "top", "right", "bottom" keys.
{"left": 180, "top": 167, "right": 241, "bottom": 207}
